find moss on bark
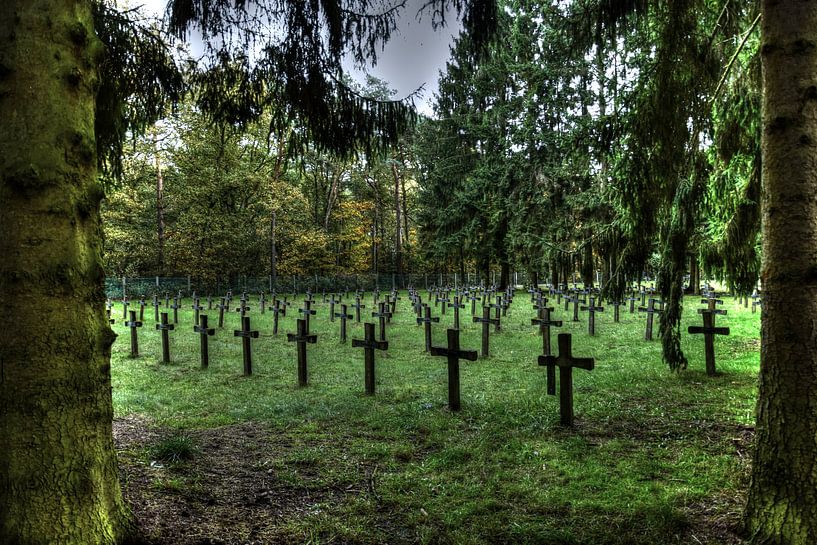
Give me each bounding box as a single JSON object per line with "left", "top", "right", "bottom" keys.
{"left": 0, "top": 1, "right": 135, "bottom": 543}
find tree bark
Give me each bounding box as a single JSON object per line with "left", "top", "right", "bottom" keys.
{"left": 0, "top": 1, "right": 134, "bottom": 543}
{"left": 744, "top": 2, "right": 817, "bottom": 543}
{"left": 154, "top": 130, "right": 165, "bottom": 275}
{"left": 392, "top": 160, "right": 403, "bottom": 276}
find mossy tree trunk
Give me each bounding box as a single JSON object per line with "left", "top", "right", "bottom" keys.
{"left": 0, "top": 1, "right": 134, "bottom": 543}
{"left": 744, "top": 1, "right": 817, "bottom": 543}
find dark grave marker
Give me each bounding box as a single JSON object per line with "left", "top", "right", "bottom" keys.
{"left": 299, "top": 299, "right": 317, "bottom": 333}
{"left": 272, "top": 299, "right": 286, "bottom": 335}
{"left": 531, "top": 306, "right": 562, "bottom": 358}
{"left": 335, "top": 304, "right": 353, "bottom": 342}
{"left": 152, "top": 295, "right": 161, "bottom": 322}
{"left": 287, "top": 318, "right": 317, "bottom": 387}
{"left": 138, "top": 297, "right": 146, "bottom": 322}
{"left": 580, "top": 297, "right": 604, "bottom": 336}
{"left": 155, "top": 312, "right": 175, "bottom": 364}
{"left": 436, "top": 293, "right": 449, "bottom": 315}
{"left": 571, "top": 294, "right": 581, "bottom": 322}
{"left": 352, "top": 322, "right": 389, "bottom": 395}
{"left": 170, "top": 297, "right": 180, "bottom": 324}
{"left": 429, "top": 328, "right": 478, "bottom": 411}
{"left": 638, "top": 298, "right": 662, "bottom": 341}
{"left": 538, "top": 333, "right": 595, "bottom": 427}
{"left": 417, "top": 305, "right": 440, "bottom": 352}
{"left": 688, "top": 312, "right": 730, "bottom": 376}
{"left": 122, "top": 297, "right": 130, "bottom": 320}
{"left": 473, "top": 306, "right": 499, "bottom": 357}
{"left": 352, "top": 297, "right": 366, "bottom": 323}
{"left": 329, "top": 294, "right": 338, "bottom": 322}
{"left": 125, "top": 310, "right": 142, "bottom": 357}
{"left": 468, "top": 292, "right": 481, "bottom": 315}
{"left": 489, "top": 296, "right": 503, "bottom": 332}
{"left": 450, "top": 295, "right": 465, "bottom": 329}
{"left": 217, "top": 297, "right": 228, "bottom": 328}
{"left": 371, "top": 302, "right": 391, "bottom": 342}
{"left": 194, "top": 314, "right": 216, "bottom": 369}
{"left": 233, "top": 316, "right": 259, "bottom": 376}
{"left": 191, "top": 298, "right": 204, "bottom": 326}
{"left": 626, "top": 292, "right": 638, "bottom": 314}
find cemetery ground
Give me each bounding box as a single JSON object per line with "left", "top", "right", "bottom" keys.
{"left": 110, "top": 292, "right": 758, "bottom": 544}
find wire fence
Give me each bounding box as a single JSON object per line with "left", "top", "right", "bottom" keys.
{"left": 104, "top": 271, "right": 534, "bottom": 299}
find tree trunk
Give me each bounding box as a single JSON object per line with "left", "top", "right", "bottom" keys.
{"left": 390, "top": 160, "right": 403, "bottom": 277}
{"left": 0, "top": 1, "right": 134, "bottom": 543}
{"left": 744, "top": 2, "right": 817, "bottom": 543}
{"left": 154, "top": 130, "right": 165, "bottom": 275}
{"left": 270, "top": 210, "right": 277, "bottom": 289}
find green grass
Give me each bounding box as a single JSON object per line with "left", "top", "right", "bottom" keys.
{"left": 111, "top": 291, "right": 758, "bottom": 544}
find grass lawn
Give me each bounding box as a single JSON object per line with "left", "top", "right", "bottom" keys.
{"left": 111, "top": 291, "right": 758, "bottom": 544}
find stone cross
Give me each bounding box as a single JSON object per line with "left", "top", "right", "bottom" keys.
{"left": 351, "top": 297, "right": 366, "bottom": 323}
{"left": 155, "top": 312, "right": 175, "bottom": 364}
{"left": 580, "top": 297, "right": 605, "bottom": 336}
{"left": 329, "top": 294, "right": 338, "bottom": 322}
{"left": 194, "top": 314, "right": 216, "bottom": 369}
{"left": 271, "top": 299, "right": 286, "bottom": 335}
{"left": 139, "top": 296, "right": 146, "bottom": 322}
{"left": 334, "top": 303, "right": 353, "bottom": 342}
{"left": 287, "top": 318, "right": 317, "bottom": 387}
{"left": 416, "top": 305, "right": 440, "bottom": 352}
{"left": 429, "top": 328, "right": 478, "bottom": 411}
{"left": 299, "top": 299, "right": 317, "bottom": 333}
{"left": 259, "top": 292, "right": 266, "bottom": 314}
{"left": 122, "top": 297, "right": 130, "bottom": 320}
{"left": 233, "top": 316, "right": 259, "bottom": 376}
{"left": 531, "top": 306, "right": 562, "bottom": 358}
{"left": 489, "top": 296, "right": 503, "bottom": 332}
{"left": 608, "top": 300, "right": 622, "bottom": 323}
{"left": 152, "top": 295, "right": 161, "bottom": 322}
{"left": 371, "top": 302, "right": 391, "bottom": 342}
{"left": 570, "top": 294, "right": 581, "bottom": 322}
{"left": 449, "top": 295, "right": 465, "bottom": 330}
{"left": 352, "top": 322, "right": 389, "bottom": 395}
{"left": 626, "top": 291, "right": 638, "bottom": 314}
{"left": 191, "top": 298, "right": 204, "bottom": 326}
{"left": 170, "top": 297, "right": 181, "bottom": 324}
{"left": 436, "top": 293, "right": 449, "bottom": 315}
{"left": 688, "top": 312, "right": 730, "bottom": 376}
{"left": 125, "top": 310, "right": 142, "bottom": 357}
{"left": 217, "top": 297, "right": 228, "bottom": 328}
{"left": 538, "top": 333, "right": 595, "bottom": 427}
{"left": 638, "top": 298, "right": 662, "bottom": 341}
{"left": 472, "top": 306, "right": 499, "bottom": 358}
{"left": 468, "top": 292, "right": 481, "bottom": 315}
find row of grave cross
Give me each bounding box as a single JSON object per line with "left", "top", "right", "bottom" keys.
{"left": 110, "top": 283, "right": 750, "bottom": 417}
{"left": 112, "top": 287, "right": 602, "bottom": 426}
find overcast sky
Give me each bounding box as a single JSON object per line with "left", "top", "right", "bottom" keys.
{"left": 135, "top": 0, "right": 459, "bottom": 116}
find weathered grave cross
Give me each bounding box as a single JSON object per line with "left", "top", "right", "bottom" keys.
{"left": 287, "top": 318, "right": 318, "bottom": 387}
{"left": 688, "top": 312, "right": 730, "bottom": 376}
{"left": 580, "top": 297, "right": 605, "bottom": 336}
{"left": 450, "top": 295, "right": 465, "bottom": 329}
{"left": 351, "top": 297, "right": 366, "bottom": 323}
{"left": 191, "top": 298, "right": 204, "bottom": 326}
{"left": 234, "top": 316, "right": 259, "bottom": 376}
{"left": 531, "top": 306, "right": 562, "bottom": 358}
{"left": 194, "top": 314, "right": 216, "bottom": 369}
{"left": 538, "top": 333, "right": 595, "bottom": 427}
{"left": 155, "top": 312, "right": 175, "bottom": 364}
{"left": 429, "top": 328, "right": 478, "bottom": 412}
{"left": 334, "top": 304, "right": 352, "bottom": 342}
{"left": 125, "top": 310, "right": 142, "bottom": 357}
{"left": 638, "top": 298, "right": 662, "bottom": 341}
{"left": 472, "top": 306, "right": 499, "bottom": 358}
{"left": 371, "top": 302, "right": 391, "bottom": 342}
{"left": 271, "top": 299, "right": 286, "bottom": 335}
{"left": 416, "top": 305, "right": 440, "bottom": 352}
{"left": 299, "top": 299, "right": 317, "bottom": 333}
{"left": 352, "top": 322, "right": 389, "bottom": 395}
